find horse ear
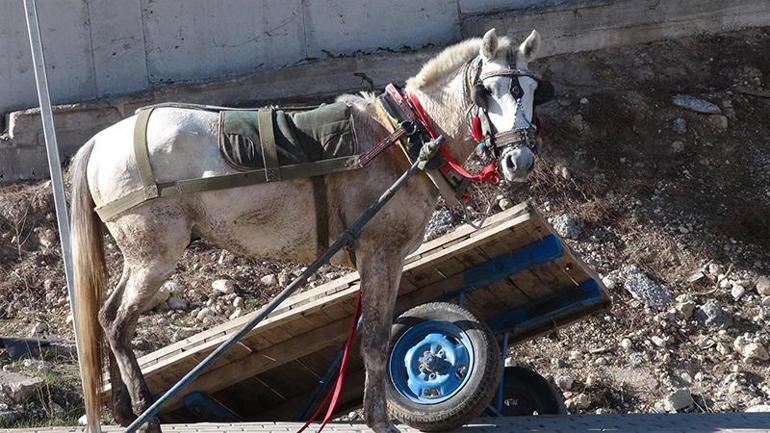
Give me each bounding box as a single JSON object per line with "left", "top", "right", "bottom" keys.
{"left": 518, "top": 29, "right": 541, "bottom": 62}
{"left": 480, "top": 28, "right": 498, "bottom": 61}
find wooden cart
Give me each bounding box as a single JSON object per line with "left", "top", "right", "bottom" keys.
{"left": 103, "top": 202, "right": 610, "bottom": 428}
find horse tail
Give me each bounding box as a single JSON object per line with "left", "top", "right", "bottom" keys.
{"left": 70, "top": 138, "right": 107, "bottom": 432}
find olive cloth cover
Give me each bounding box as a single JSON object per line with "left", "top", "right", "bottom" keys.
{"left": 219, "top": 102, "right": 357, "bottom": 171}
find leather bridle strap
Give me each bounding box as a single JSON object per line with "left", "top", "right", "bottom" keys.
{"left": 479, "top": 67, "right": 541, "bottom": 81}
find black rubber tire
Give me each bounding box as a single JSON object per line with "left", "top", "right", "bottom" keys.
{"left": 499, "top": 365, "right": 567, "bottom": 416}
{"left": 386, "top": 302, "right": 501, "bottom": 432}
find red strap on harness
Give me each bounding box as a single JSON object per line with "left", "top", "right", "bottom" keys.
{"left": 297, "top": 294, "right": 362, "bottom": 433}
{"left": 407, "top": 94, "right": 499, "bottom": 184}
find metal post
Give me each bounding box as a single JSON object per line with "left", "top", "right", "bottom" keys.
{"left": 22, "top": 1, "right": 98, "bottom": 432}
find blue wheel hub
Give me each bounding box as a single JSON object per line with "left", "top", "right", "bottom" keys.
{"left": 389, "top": 320, "right": 475, "bottom": 404}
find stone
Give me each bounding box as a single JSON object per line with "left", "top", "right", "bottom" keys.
{"left": 731, "top": 284, "right": 746, "bottom": 300}
{"left": 671, "top": 141, "right": 685, "bottom": 153}
{"left": 28, "top": 321, "right": 48, "bottom": 336}
{"left": 622, "top": 265, "right": 671, "bottom": 309}
{"left": 0, "top": 370, "right": 43, "bottom": 402}
{"left": 762, "top": 296, "right": 770, "bottom": 308}
{"left": 551, "top": 213, "right": 584, "bottom": 240}
{"left": 742, "top": 343, "right": 769, "bottom": 362}
{"left": 260, "top": 274, "right": 277, "bottom": 287}
{"left": 675, "top": 301, "right": 696, "bottom": 319}
{"left": 555, "top": 374, "right": 574, "bottom": 390}
{"left": 212, "top": 279, "right": 236, "bottom": 294}
{"left": 568, "top": 350, "right": 582, "bottom": 361}
{"left": 672, "top": 117, "right": 687, "bottom": 134}
{"left": 602, "top": 276, "right": 617, "bottom": 290}
{"left": 620, "top": 338, "right": 633, "bottom": 351}
{"left": 695, "top": 299, "right": 733, "bottom": 329}
{"left": 707, "top": 263, "right": 722, "bottom": 276}
{"left": 756, "top": 276, "right": 770, "bottom": 296}
{"left": 498, "top": 198, "right": 512, "bottom": 210}
{"left": 746, "top": 405, "right": 770, "bottom": 413}
{"left": 567, "top": 393, "right": 591, "bottom": 410}
{"left": 78, "top": 414, "right": 88, "bottom": 425}
{"left": 579, "top": 97, "right": 589, "bottom": 105}
{"left": 661, "top": 389, "right": 694, "bottom": 412}
{"left": 708, "top": 115, "right": 729, "bottom": 130}
{"left": 229, "top": 308, "right": 243, "bottom": 320}
{"left": 196, "top": 308, "right": 215, "bottom": 321}
{"left": 233, "top": 296, "right": 244, "bottom": 308}
{"left": 672, "top": 95, "right": 721, "bottom": 114}
{"left": 651, "top": 336, "right": 667, "bottom": 348}
{"left": 144, "top": 280, "right": 181, "bottom": 311}
{"left": 166, "top": 296, "right": 188, "bottom": 310}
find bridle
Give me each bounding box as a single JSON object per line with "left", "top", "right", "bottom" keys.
{"left": 462, "top": 49, "right": 554, "bottom": 168}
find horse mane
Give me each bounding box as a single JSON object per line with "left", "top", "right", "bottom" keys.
{"left": 406, "top": 36, "right": 511, "bottom": 90}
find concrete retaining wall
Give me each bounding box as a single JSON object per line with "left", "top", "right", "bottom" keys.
{"left": 2, "top": 0, "right": 769, "bottom": 182}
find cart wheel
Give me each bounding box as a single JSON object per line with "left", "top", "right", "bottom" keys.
{"left": 386, "top": 302, "right": 500, "bottom": 432}
{"left": 500, "top": 365, "right": 567, "bottom": 416}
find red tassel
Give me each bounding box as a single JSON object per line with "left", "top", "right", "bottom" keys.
{"left": 471, "top": 115, "right": 483, "bottom": 141}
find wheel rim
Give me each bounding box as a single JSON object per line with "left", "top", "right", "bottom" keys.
{"left": 389, "top": 320, "right": 475, "bottom": 404}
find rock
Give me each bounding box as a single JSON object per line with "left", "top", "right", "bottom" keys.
{"left": 498, "top": 198, "right": 512, "bottom": 210}
{"left": 260, "top": 274, "right": 277, "bottom": 287}
{"left": 555, "top": 374, "right": 574, "bottom": 390}
{"left": 212, "top": 279, "right": 236, "bottom": 294}
{"left": 278, "top": 271, "right": 291, "bottom": 287}
{"left": 742, "top": 343, "right": 769, "bottom": 362}
{"left": 661, "top": 388, "right": 694, "bottom": 412}
{"left": 28, "top": 321, "right": 48, "bottom": 336}
{"left": 695, "top": 299, "right": 733, "bottom": 329}
{"left": 229, "top": 308, "right": 243, "bottom": 321}
{"left": 746, "top": 405, "right": 770, "bottom": 413}
{"left": 671, "top": 141, "right": 685, "bottom": 153}
{"left": 622, "top": 265, "right": 671, "bottom": 309}
{"left": 196, "top": 308, "right": 215, "bottom": 321}
{"left": 0, "top": 370, "right": 43, "bottom": 402}
{"left": 568, "top": 350, "right": 582, "bottom": 361}
{"left": 675, "top": 300, "right": 696, "bottom": 319}
{"left": 672, "top": 117, "right": 687, "bottom": 134}
{"left": 707, "top": 263, "right": 723, "bottom": 276}
{"left": 629, "top": 352, "right": 644, "bottom": 366}
{"left": 672, "top": 95, "right": 721, "bottom": 114}
{"left": 566, "top": 393, "right": 591, "bottom": 410}
{"left": 233, "top": 296, "right": 244, "bottom": 308}
{"left": 78, "top": 414, "right": 88, "bottom": 425}
{"left": 602, "top": 276, "right": 617, "bottom": 290}
{"left": 21, "top": 359, "right": 52, "bottom": 373}
{"left": 579, "top": 97, "right": 589, "bottom": 105}
{"left": 551, "top": 213, "right": 584, "bottom": 240}
{"left": 762, "top": 296, "right": 770, "bottom": 308}
{"left": 708, "top": 115, "right": 729, "bottom": 130}
{"left": 166, "top": 296, "right": 188, "bottom": 310}
{"left": 651, "top": 336, "right": 668, "bottom": 348}
{"left": 756, "top": 276, "right": 770, "bottom": 296}
{"left": 570, "top": 114, "right": 588, "bottom": 132}
{"left": 620, "top": 338, "right": 633, "bottom": 351}
{"left": 731, "top": 284, "right": 746, "bottom": 300}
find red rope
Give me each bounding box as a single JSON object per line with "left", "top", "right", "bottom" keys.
{"left": 297, "top": 294, "right": 362, "bottom": 433}
{"left": 407, "top": 93, "right": 499, "bottom": 184}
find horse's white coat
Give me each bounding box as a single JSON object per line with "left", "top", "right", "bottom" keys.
{"left": 70, "top": 28, "right": 542, "bottom": 433}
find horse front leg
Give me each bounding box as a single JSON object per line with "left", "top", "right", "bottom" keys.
{"left": 357, "top": 248, "right": 403, "bottom": 433}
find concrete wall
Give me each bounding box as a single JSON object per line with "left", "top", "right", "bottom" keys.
{"left": 1, "top": 0, "right": 555, "bottom": 115}
{"left": 2, "top": 0, "right": 769, "bottom": 182}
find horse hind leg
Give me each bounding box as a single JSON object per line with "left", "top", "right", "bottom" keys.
{"left": 102, "top": 268, "right": 136, "bottom": 426}
{"left": 99, "top": 213, "right": 191, "bottom": 432}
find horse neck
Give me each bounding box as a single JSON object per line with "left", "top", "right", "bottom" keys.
{"left": 407, "top": 73, "right": 475, "bottom": 164}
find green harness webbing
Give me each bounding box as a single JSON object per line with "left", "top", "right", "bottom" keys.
{"left": 94, "top": 107, "right": 361, "bottom": 221}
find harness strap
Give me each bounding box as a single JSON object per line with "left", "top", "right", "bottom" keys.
{"left": 297, "top": 294, "right": 362, "bottom": 433}
{"left": 133, "top": 108, "right": 160, "bottom": 199}
{"left": 311, "top": 176, "right": 329, "bottom": 255}
{"left": 257, "top": 109, "right": 280, "bottom": 182}
{"left": 95, "top": 155, "right": 361, "bottom": 221}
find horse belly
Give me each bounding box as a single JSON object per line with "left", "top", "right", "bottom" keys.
{"left": 192, "top": 181, "right": 320, "bottom": 263}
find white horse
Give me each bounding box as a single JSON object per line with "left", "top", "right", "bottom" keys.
{"left": 69, "top": 28, "right": 544, "bottom": 433}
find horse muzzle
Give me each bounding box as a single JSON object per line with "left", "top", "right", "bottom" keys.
{"left": 499, "top": 144, "right": 534, "bottom": 182}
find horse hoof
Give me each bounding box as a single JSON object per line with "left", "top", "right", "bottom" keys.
{"left": 369, "top": 422, "right": 401, "bottom": 433}
{"left": 138, "top": 417, "right": 162, "bottom": 433}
